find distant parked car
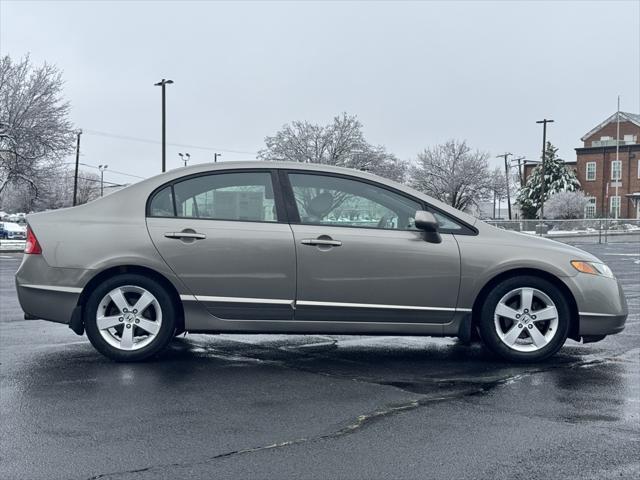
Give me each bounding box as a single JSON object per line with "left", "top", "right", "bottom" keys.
{"left": 0, "top": 222, "right": 26, "bottom": 240}
{"left": 16, "top": 162, "right": 627, "bottom": 362}
{"left": 7, "top": 213, "right": 27, "bottom": 224}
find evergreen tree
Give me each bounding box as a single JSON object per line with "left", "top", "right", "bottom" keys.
{"left": 517, "top": 142, "right": 581, "bottom": 219}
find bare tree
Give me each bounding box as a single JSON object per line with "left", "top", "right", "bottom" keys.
{"left": 74, "top": 172, "right": 100, "bottom": 205}
{"left": 545, "top": 191, "right": 589, "bottom": 219}
{"left": 259, "top": 113, "right": 408, "bottom": 216}
{"left": 1, "top": 167, "right": 100, "bottom": 211}
{"left": 258, "top": 113, "right": 408, "bottom": 181}
{"left": 0, "top": 55, "right": 74, "bottom": 205}
{"left": 487, "top": 167, "right": 507, "bottom": 217}
{"left": 410, "top": 140, "right": 492, "bottom": 211}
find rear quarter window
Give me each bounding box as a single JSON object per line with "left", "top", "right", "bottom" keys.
{"left": 149, "top": 186, "right": 175, "bottom": 217}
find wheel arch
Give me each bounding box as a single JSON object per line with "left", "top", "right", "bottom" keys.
{"left": 77, "top": 265, "right": 185, "bottom": 333}
{"left": 471, "top": 268, "right": 580, "bottom": 341}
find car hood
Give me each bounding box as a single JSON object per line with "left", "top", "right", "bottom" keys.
{"left": 477, "top": 223, "right": 603, "bottom": 263}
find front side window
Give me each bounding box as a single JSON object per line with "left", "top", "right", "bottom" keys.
{"left": 171, "top": 172, "right": 278, "bottom": 222}
{"left": 288, "top": 173, "right": 421, "bottom": 230}
{"left": 586, "top": 162, "right": 596, "bottom": 181}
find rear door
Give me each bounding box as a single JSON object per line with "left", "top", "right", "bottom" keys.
{"left": 283, "top": 171, "right": 463, "bottom": 324}
{"left": 146, "top": 170, "right": 296, "bottom": 320}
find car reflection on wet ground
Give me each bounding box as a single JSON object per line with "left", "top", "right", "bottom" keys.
{"left": 1, "top": 242, "right": 638, "bottom": 480}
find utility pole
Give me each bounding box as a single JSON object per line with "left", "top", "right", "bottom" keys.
{"left": 511, "top": 156, "right": 525, "bottom": 186}
{"left": 72, "top": 129, "right": 82, "bottom": 206}
{"left": 178, "top": 152, "right": 190, "bottom": 167}
{"left": 536, "top": 119, "right": 554, "bottom": 221}
{"left": 154, "top": 78, "right": 174, "bottom": 173}
{"left": 496, "top": 153, "right": 513, "bottom": 219}
{"left": 214, "top": 152, "right": 222, "bottom": 163}
{"left": 98, "top": 165, "right": 108, "bottom": 197}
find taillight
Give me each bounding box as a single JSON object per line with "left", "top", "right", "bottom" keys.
{"left": 25, "top": 226, "right": 42, "bottom": 254}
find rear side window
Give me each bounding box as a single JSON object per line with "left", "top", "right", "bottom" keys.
{"left": 172, "top": 172, "right": 278, "bottom": 222}
{"left": 149, "top": 186, "right": 175, "bottom": 217}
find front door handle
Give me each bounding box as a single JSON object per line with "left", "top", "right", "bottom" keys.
{"left": 164, "top": 231, "right": 207, "bottom": 240}
{"left": 301, "top": 238, "right": 342, "bottom": 247}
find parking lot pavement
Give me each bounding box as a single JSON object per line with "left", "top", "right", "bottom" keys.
{"left": 1, "top": 243, "right": 639, "bottom": 480}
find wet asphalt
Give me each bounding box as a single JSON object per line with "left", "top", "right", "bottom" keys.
{"left": 0, "top": 243, "right": 638, "bottom": 480}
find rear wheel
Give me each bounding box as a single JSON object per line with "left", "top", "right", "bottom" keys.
{"left": 478, "top": 275, "right": 570, "bottom": 362}
{"left": 84, "top": 274, "right": 177, "bottom": 361}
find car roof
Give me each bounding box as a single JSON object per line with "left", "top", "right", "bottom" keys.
{"left": 29, "top": 160, "right": 478, "bottom": 228}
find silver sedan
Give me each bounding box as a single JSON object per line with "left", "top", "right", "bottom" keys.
{"left": 16, "top": 162, "right": 627, "bottom": 362}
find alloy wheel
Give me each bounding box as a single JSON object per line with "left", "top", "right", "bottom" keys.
{"left": 96, "top": 285, "right": 163, "bottom": 351}
{"left": 493, "top": 287, "right": 559, "bottom": 353}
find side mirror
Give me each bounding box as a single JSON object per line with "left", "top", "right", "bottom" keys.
{"left": 414, "top": 210, "right": 442, "bottom": 244}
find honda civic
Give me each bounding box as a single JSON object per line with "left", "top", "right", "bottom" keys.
{"left": 16, "top": 162, "right": 627, "bottom": 362}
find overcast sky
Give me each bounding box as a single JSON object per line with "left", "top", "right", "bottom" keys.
{"left": 1, "top": 0, "right": 639, "bottom": 185}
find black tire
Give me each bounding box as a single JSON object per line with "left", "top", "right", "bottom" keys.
{"left": 84, "top": 273, "right": 177, "bottom": 362}
{"left": 478, "top": 275, "right": 571, "bottom": 363}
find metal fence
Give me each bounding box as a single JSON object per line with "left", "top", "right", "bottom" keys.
{"left": 484, "top": 218, "right": 640, "bottom": 244}
{"left": 0, "top": 240, "right": 26, "bottom": 252}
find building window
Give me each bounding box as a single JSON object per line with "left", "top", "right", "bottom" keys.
{"left": 584, "top": 197, "right": 597, "bottom": 219}
{"left": 611, "top": 160, "right": 622, "bottom": 181}
{"left": 610, "top": 196, "right": 621, "bottom": 218}
{"left": 586, "top": 162, "right": 596, "bottom": 181}
{"left": 638, "top": 159, "right": 640, "bottom": 179}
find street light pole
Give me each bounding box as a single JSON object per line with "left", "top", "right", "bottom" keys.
{"left": 178, "top": 152, "right": 190, "bottom": 167}
{"left": 496, "top": 152, "right": 512, "bottom": 220}
{"left": 536, "top": 119, "right": 554, "bottom": 220}
{"left": 154, "top": 78, "right": 174, "bottom": 173}
{"left": 614, "top": 96, "right": 620, "bottom": 219}
{"left": 72, "top": 129, "right": 82, "bottom": 206}
{"left": 214, "top": 152, "right": 222, "bottom": 163}
{"left": 98, "top": 164, "right": 108, "bottom": 197}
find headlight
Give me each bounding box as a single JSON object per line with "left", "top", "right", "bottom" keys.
{"left": 571, "top": 260, "right": 614, "bottom": 278}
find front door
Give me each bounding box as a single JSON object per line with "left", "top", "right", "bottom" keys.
{"left": 146, "top": 170, "right": 296, "bottom": 320}
{"left": 284, "top": 171, "right": 462, "bottom": 324}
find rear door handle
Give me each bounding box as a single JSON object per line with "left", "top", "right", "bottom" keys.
{"left": 164, "top": 232, "right": 207, "bottom": 240}
{"left": 301, "top": 238, "right": 342, "bottom": 247}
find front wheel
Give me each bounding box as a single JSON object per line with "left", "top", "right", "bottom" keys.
{"left": 84, "top": 274, "right": 177, "bottom": 361}
{"left": 478, "top": 276, "right": 571, "bottom": 363}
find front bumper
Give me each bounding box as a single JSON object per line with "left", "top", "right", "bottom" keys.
{"left": 565, "top": 272, "right": 628, "bottom": 337}
{"left": 578, "top": 312, "right": 627, "bottom": 336}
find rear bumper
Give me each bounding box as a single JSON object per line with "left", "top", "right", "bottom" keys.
{"left": 15, "top": 254, "right": 89, "bottom": 324}
{"left": 16, "top": 283, "right": 81, "bottom": 324}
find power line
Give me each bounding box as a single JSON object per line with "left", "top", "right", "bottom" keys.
{"left": 75, "top": 176, "right": 124, "bottom": 187}
{"left": 83, "top": 129, "right": 258, "bottom": 155}
{"left": 62, "top": 162, "right": 146, "bottom": 179}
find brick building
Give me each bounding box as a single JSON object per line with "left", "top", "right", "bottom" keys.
{"left": 522, "top": 112, "right": 640, "bottom": 218}
{"left": 576, "top": 112, "right": 640, "bottom": 218}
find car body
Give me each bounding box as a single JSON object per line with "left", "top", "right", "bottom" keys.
{"left": 16, "top": 162, "right": 627, "bottom": 362}
{"left": 0, "top": 221, "right": 27, "bottom": 240}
